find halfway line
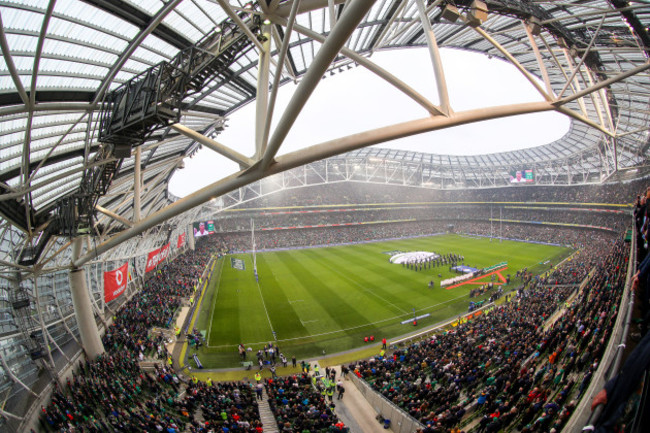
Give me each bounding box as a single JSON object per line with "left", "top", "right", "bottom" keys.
{"left": 315, "top": 254, "right": 410, "bottom": 315}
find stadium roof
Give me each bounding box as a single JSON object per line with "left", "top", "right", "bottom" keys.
{"left": 0, "top": 0, "right": 649, "bottom": 264}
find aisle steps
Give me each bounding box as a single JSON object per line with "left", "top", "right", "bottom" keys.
{"left": 259, "top": 387, "right": 280, "bottom": 433}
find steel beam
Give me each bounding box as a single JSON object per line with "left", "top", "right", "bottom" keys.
{"left": 214, "top": 0, "right": 265, "bottom": 53}
{"left": 275, "top": 0, "right": 345, "bottom": 17}
{"left": 70, "top": 237, "right": 105, "bottom": 360}
{"left": 133, "top": 147, "right": 142, "bottom": 222}
{"left": 92, "top": 0, "right": 184, "bottom": 105}
{"left": 260, "top": 0, "right": 374, "bottom": 170}
{"left": 96, "top": 205, "right": 134, "bottom": 228}
{"left": 281, "top": 19, "right": 443, "bottom": 116}
{"left": 523, "top": 23, "right": 553, "bottom": 97}
{"left": 556, "top": 14, "right": 605, "bottom": 100}
{"left": 260, "top": 0, "right": 378, "bottom": 171}
{"left": 328, "top": 0, "right": 336, "bottom": 29}
{"left": 0, "top": 407, "right": 23, "bottom": 421}
{"left": 270, "top": 27, "right": 297, "bottom": 80}
{"left": 0, "top": 102, "right": 94, "bottom": 117}
{"left": 171, "top": 123, "right": 254, "bottom": 168}
{"left": 369, "top": 0, "right": 406, "bottom": 51}
{"left": 255, "top": 21, "right": 272, "bottom": 159}
{"left": 263, "top": 0, "right": 301, "bottom": 154}
{"left": 416, "top": 0, "right": 450, "bottom": 115}
{"left": 0, "top": 12, "right": 29, "bottom": 105}
{"left": 539, "top": 34, "right": 590, "bottom": 118}
{"left": 555, "top": 62, "right": 650, "bottom": 106}
{"left": 0, "top": 351, "right": 38, "bottom": 398}
{"left": 472, "top": 24, "right": 552, "bottom": 102}
{"left": 32, "top": 278, "right": 58, "bottom": 374}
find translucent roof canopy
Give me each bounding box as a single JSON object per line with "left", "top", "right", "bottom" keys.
{"left": 0, "top": 0, "right": 648, "bottom": 244}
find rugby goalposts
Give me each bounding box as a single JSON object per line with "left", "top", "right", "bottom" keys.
{"left": 250, "top": 218, "right": 258, "bottom": 276}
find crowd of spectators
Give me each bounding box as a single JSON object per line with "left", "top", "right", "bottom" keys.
{"left": 39, "top": 240, "right": 266, "bottom": 432}
{"left": 455, "top": 222, "right": 618, "bottom": 251}
{"left": 36, "top": 178, "right": 641, "bottom": 432}
{"left": 265, "top": 374, "right": 346, "bottom": 432}
{"left": 182, "top": 380, "right": 263, "bottom": 433}
{"left": 102, "top": 242, "right": 214, "bottom": 359}
{"left": 350, "top": 238, "right": 628, "bottom": 432}
{"left": 584, "top": 186, "right": 650, "bottom": 431}
{"left": 202, "top": 218, "right": 619, "bottom": 256}
{"left": 215, "top": 206, "right": 627, "bottom": 234}
{"left": 225, "top": 178, "right": 643, "bottom": 209}
{"left": 203, "top": 221, "right": 451, "bottom": 252}
{"left": 40, "top": 353, "right": 185, "bottom": 432}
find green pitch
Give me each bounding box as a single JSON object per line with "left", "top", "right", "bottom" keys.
{"left": 193, "top": 234, "right": 572, "bottom": 368}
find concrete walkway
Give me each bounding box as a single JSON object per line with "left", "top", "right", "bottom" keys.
{"left": 259, "top": 387, "right": 280, "bottom": 433}
{"left": 169, "top": 304, "right": 191, "bottom": 370}
{"left": 331, "top": 366, "right": 393, "bottom": 433}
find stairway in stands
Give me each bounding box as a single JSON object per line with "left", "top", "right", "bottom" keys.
{"left": 259, "top": 387, "right": 280, "bottom": 433}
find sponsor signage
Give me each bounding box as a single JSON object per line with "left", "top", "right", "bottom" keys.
{"left": 146, "top": 243, "right": 170, "bottom": 273}
{"left": 177, "top": 233, "right": 186, "bottom": 249}
{"left": 231, "top": 258, "right": 245, "bottom": 271}
{"left": 104, "top": 262, "right": 128, "bottom": 303}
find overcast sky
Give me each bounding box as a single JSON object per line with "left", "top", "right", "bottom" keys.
{"left": 169, "top": 47, "right": 570, "bottom": 197}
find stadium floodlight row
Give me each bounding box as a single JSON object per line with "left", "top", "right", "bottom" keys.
{"left": 0, "top": 0, "right": 648, "bottom": 431}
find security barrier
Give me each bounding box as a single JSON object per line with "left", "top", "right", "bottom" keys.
{"left": 349, "top": 372, "right": 425, "bottom": 433}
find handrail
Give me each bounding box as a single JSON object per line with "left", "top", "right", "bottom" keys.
{"left": 630, "top": 369, "right": 649, "bottom": 433}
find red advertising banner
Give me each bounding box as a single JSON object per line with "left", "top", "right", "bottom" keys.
{"left": 104, "top": 262, "right": 128, "bottom": 303}
{"left": 177, "top": 233, "right": 186, "bottom": 249}
{"left": 146, "top": 243, "right": 170, "bottom": 273}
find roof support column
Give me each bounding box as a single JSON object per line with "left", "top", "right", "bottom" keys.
{"left": 256, "top": 21, "right": 272, "bottom": 159}
{"left": 328, "top": 0, "right": 337, "bottom": 28}
{"left": 70, "top": 237, "right": 104, "bottom": 360}
{"left": 260, "top": 0, "right": 378, "bottom": 170}
{"left": 133, "top": 147, "right": 142, "bottom": 222}
{"left": 416, "top": 0, "right": 450, "bottom": 115}
{"left": 187, "top": 226, "right": 195, "bottom": 251}
{"left": 556, "top": 14, "right": 605, "bottom": 100}
{"left": 263, "top": 0, "right": 301, "bottom": 153}
{"left": 523, "top": 23, "right": 553, "bottom": 97}
{"left": 539, "top": 34, "right": 589, "bottom": 117}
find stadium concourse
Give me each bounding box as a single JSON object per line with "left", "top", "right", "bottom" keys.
{"left": 28, "top": 179, "right": 643, "bottom": 433}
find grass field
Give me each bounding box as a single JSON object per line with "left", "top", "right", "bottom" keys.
{"left": 192, "top": 234, "right": 572, "bottom": 368}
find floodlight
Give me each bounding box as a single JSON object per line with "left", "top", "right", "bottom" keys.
{"left": 527, "top": 16, "right": 542, "bottom": 36}
{"left": 467, "top": 0, "right": 488, "bottom": 28}
{"left": 441, "top": 4, "right": 460, "bottom": 23}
